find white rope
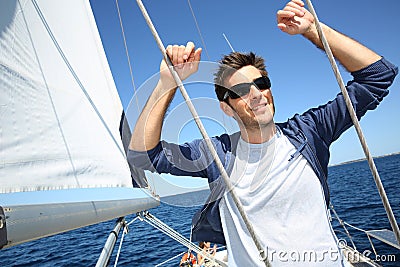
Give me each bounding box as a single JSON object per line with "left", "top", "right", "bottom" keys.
{"left": 135, "top": 1, "right": 270, "bottom": 265}
{"left": 305, "top": 0, "right": 400, "bottom": 246}
{"left": 113, "top": 217, "right": 139, "bottom": 267}
{"left": 113, "top": 226, "right": 126, "bottom": 267}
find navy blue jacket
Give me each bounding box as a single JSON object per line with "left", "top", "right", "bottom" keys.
{"left": 128, "top": 58, "right": 398, "bottom": 245}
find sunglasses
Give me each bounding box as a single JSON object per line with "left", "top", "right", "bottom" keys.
{"left": 223, "top": 76, "right": 271, "bottom": 101}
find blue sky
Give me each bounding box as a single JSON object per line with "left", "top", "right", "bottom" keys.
{"left": 90, "top": 0, "right": 399, "bottom": 192}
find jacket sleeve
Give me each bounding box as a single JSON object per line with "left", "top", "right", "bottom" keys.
{"left": 127, "top": 138, "right": 213, "bottom": 177}
{"left": 300, "top": 57, "right": 398, "bottom": 146}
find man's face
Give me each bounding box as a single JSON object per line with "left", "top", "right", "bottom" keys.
{"left": 223, "top": 65, "right": 274, "bottom": 130}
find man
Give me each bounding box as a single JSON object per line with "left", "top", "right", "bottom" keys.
{"left": 128, "top": 0, "right": 397, "bottom": 266}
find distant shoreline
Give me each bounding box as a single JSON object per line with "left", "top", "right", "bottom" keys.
{"left": 329, "top": 151, "right": 400, "bottom": 167}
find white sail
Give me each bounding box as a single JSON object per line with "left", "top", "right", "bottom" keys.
{"left": 0, "top": 0, "right": 159, "bottom": 248}
{"left": 1, "top": 0, "right": 131, "bottom": 192}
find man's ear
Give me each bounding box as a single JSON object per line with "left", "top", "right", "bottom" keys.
{"left": 220, "top": 101, "right": 234, "bottom": 117}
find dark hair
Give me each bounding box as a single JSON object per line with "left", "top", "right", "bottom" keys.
{"left": 214, "top": 52, "right": 268, "bottom": 101}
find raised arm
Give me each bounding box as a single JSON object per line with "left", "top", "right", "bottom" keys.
{"left": 277, "top": 0, "right": 382, "bottom": 72}
{"left": 129, "top": 42, "right": 202, "bottom": 151}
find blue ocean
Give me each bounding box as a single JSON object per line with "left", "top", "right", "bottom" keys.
{"left": 2, "top": 154, "right": 399, "bottom": 266}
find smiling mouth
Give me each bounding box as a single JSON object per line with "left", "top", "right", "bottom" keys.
{"left": 251, "top": 103, "right": 267, "bottom": 111}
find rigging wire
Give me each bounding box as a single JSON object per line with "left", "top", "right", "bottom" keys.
{"left": 187, "top": 0, "right": 229, "bottom": 129}
{"left": 155, "top": 251, "right": 187, "bottom": 267}
{"left": 138, "top": 211, "right": 227, "bottom": 267}
{"left": 187, "top": 0, "right": 210, "bottom": 60}
{"left": 115, "top": 0, "right": 141, "bottom": 115}
{"left": 115, "top": 0, "right": 156, "bottom": 192}
{"left": 305, "top": 0, "right": 400, "bottom": 246}
{"left": 222, "top": 33, "right": 235, "bottom": 52}
{"left": 135, "top": 1, "right": 270, "bottom": 265}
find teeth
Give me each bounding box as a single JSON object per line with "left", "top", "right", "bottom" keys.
{"left": 252, "top": 104, "right": 265, "bottom": 111}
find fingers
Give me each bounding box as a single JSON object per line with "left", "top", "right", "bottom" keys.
{"left": 165, "top": 42, "right": 201, "bottom": 68}
{"left": 183, "top": 41, "right": 195, "bottom": 61}
{"left": 277, "top": 0, "right": 311, "bottom": 33}
{"left": 277, "top": 0, "right": 307, "bottom": 21}
{"left": 286, "top": 0, "right": 306, "bottom": 16}
{"left": 177, "top": 44, "right": 185, "bottom": 66}
{"left": 194, "top": 47, "right": 202, "bottom": 62}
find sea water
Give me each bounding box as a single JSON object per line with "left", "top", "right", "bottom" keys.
{"left": 2, "top": 154, "right": 399, "bottom": 266}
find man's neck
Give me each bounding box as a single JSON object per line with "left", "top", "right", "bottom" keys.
{"left": 239, "top": 122, "right": 277, "bottom": 144}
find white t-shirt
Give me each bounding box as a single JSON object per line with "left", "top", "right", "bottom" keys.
{"left": 219, "top": 130, "right": 349, "bottom": 266}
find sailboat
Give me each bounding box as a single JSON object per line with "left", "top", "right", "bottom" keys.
{"left": 0, "top": 0, "right": 158, "bottom": 254}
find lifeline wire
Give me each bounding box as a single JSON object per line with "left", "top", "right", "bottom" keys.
{"left": 139, "top": 212, "right": 227, "bottom": 267}
{"left": 135, "top": 1, "right": 270, "bottom": 265}
{"left": 304, "top": 0, "right": 400, "bottom": 246}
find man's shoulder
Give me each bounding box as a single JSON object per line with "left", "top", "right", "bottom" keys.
{"left": 207, "top": 131, "right": 241, "bottom": 153}
{"left": 276, "top": 115, "right": 319, "bottom": 141}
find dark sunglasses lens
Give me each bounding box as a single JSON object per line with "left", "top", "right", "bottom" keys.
{"left": 229, "top": 83, "right": 251, "bottom": 99}
{"left": 225, "top": 76, "right": 271, "bottom": 100}
{"left": 254, "top": 76, "right": 271, "bottom": 90}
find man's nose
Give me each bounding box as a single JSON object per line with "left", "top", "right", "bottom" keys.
{"left": 249, "top": 85, "right": 262, "bottom": 100}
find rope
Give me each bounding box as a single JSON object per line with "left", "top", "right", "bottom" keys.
{"left": 113, "top": 217, "right": 139, "bottom": 267}
{"left": 135, "top": 1, "right": 270, "bottom": 265}
{"left": 113, "top": 225, "right": 126, "bottom": 267}
{"left": 139, "top": 211, "right": 227, "bottom": 267}
{"left": 305, "top": 0, "right": 400, "bottom": 246}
